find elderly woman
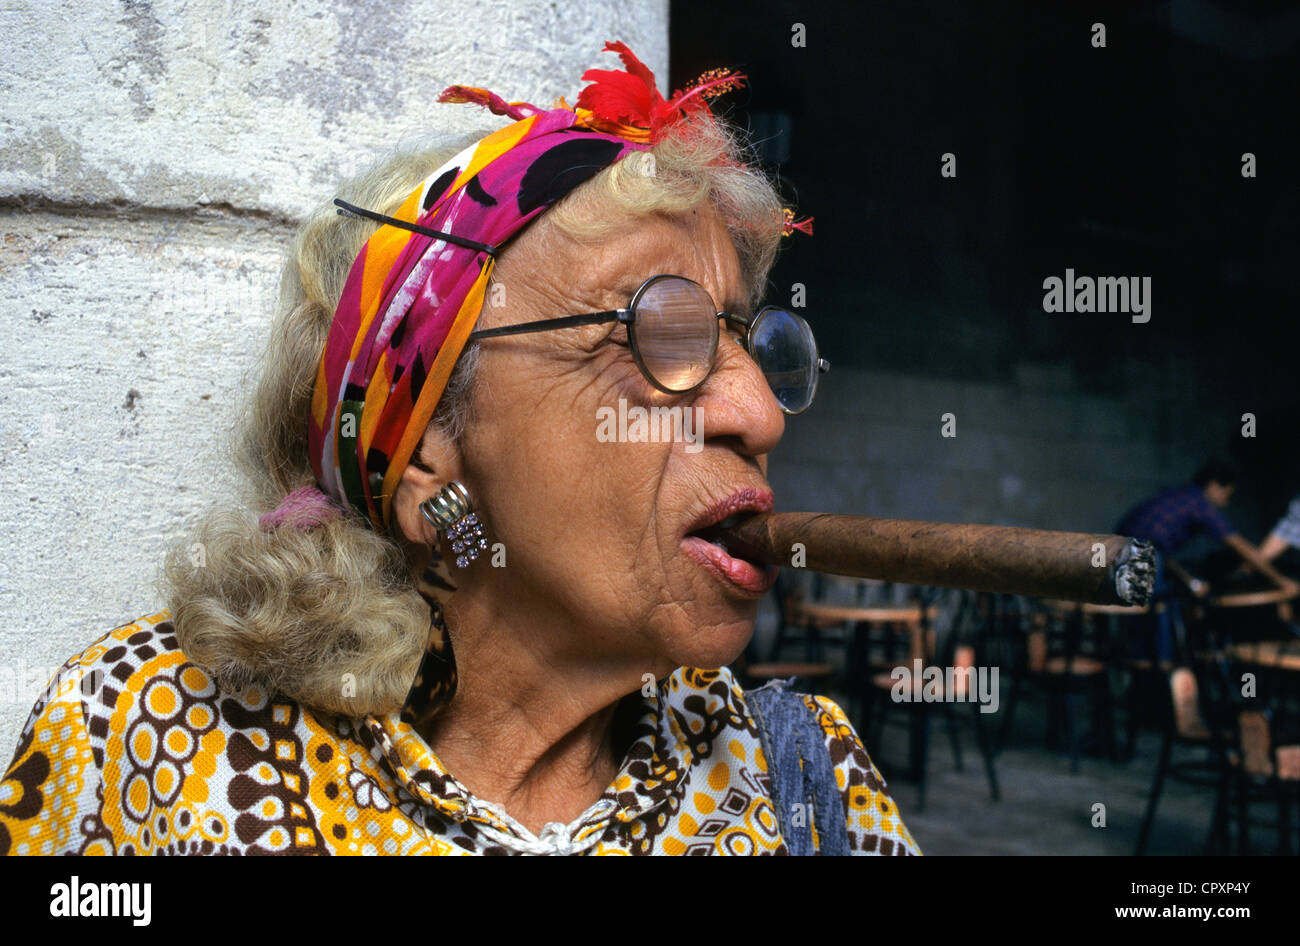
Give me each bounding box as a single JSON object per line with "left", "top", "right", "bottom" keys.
{"left": 1, "top": 44, "right": 918, "bottom": 856}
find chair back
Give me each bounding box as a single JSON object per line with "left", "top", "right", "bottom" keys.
{"left": 1237, "top": 710, "right": 1274, "bottom": 777}
{"left": 1027, "top": 600, "right": 1115, "bottom": 675}
{"left": 862, "top": 601, "right": 939, "bottom": 667}
{"left": 1168, "top": 666, "right": 1212, "bottom": 741}
{"left": 1026, "top": 613, "right": 1049, "bottom": 674}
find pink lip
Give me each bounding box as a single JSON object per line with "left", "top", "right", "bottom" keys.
{"left": 683, "top": 487, "right": 775, "bottom": 537}
{"left": 681, "top": 487, "right": 778, "bottom": 597}
{"left": 682, "top": 537, "right": 780, "bottom": 596}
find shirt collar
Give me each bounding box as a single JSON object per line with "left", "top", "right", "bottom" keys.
{"left": 361, "top": 667, "right": 725, "bottom": 843}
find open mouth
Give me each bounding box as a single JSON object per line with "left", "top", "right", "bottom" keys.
{"left": 682, "top": 492, "right": 777, "bottom": 596}
{"left": 688, "top": 513, "right": 759, "bottom": 559}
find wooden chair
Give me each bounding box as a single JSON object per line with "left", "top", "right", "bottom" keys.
{"left": 766, "top": 571, "right": 855, "bottom": 664}
{"left": 735, "top": 571, "right": 835, "bottom": 690}
{"left": 751, "top": 573, "right": 889, "bottom": 698}
{"left": 1201, "top": 590, "right": 1300, "bottom": 853}
{"left": 854, "top": 596, "right": 998, "bottom": 811}
{"left": 1132, "top": 613, "right": 1296, "bottom": 856}
{"left": 1134, "top": 661, "right": 1236, "bottom": 855}
{"left": 932, "top": 590, "right": 1002, "bottom": 802}
{"left": 1231, "top": 706, "right": 1300, "bottom": 854}
{"left": 1004, "top": 599, "right": 1118, "bottom": 772}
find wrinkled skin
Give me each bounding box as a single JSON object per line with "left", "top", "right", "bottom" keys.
{"left": 392, "top": 203, "right": 786, "bottom": 834}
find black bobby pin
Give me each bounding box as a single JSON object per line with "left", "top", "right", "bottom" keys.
{"left": 333, "top": 198, "right": 497, "bottom": 256}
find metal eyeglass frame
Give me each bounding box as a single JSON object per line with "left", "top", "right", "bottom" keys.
{"left": 332, "top": 200, "right": 830, "bottom": 413}
{"left": 467, "top": 274, "right": 831, "bottom": 414}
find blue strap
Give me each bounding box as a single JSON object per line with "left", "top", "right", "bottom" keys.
{"left": 746, "top": 678, "right": 851, "bottom": 856}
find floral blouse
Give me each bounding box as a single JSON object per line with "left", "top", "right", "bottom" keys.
{"left": 1, "top": 610, "right": 920, "bottom": 856}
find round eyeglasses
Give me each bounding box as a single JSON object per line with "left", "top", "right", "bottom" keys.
{"left": 467, "top": 274, "right": 830, "bottom": 414}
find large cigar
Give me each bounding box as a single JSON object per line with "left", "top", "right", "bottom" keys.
{"left": 717, "top": 513, "right": 1155, "bottom": 606}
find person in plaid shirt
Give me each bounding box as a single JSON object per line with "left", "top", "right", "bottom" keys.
{"left": 1116, "top": 461, "right": 1297, "bottom": 661}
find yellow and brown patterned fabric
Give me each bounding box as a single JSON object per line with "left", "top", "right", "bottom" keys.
{"left": 1, "top": 611, "right": 920, "bottom": 856}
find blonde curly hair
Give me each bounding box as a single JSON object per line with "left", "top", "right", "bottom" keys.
{"left": 160, "top": 112, "right": 789, "bottom": 718}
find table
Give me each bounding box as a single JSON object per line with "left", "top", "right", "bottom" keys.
{"left": 797, "top": 602, "right": 933, "bottom": 662}
{"left": 1224, "top": 640, "right": 1300, "bottom": 672}
{"left": 1210, "top": 588, "right": 1298, "bottom": 609}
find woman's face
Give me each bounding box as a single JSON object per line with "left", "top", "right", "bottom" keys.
{"left": 411, "top": 202, "right": 787, "bottom": 678}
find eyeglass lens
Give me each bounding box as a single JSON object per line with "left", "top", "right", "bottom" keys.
{"left": 630, "top": 277, "right": 820, "bottom": 412}
{"left": 750, "top": 307, "right": 819, "bottom": 413}
{"left": 630, "top": 277, "right": 718, "bottom": 392}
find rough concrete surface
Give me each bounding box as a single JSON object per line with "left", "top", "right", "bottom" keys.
{"left": 0, "top": 1, "right": 668, "bottom": 767}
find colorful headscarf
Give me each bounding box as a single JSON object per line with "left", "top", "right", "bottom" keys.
{"left": 287, "top": 42, "right": 804, "bottom": 533}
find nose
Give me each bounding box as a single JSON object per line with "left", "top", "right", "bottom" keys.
{"left": 690, "top": 333, "right": 785, "bottom": 459}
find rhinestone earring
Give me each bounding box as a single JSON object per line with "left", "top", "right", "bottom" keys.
{"left": 419, "top": 480, "right": 487, "bottom": 568}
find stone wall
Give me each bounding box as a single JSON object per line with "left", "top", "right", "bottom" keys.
{"left": 0, "top": 0, "right": 668, "bottom": 765}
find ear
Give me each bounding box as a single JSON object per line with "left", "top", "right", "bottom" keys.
{"left": 392, "top": 423, "right": 463, "bottom": 547}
